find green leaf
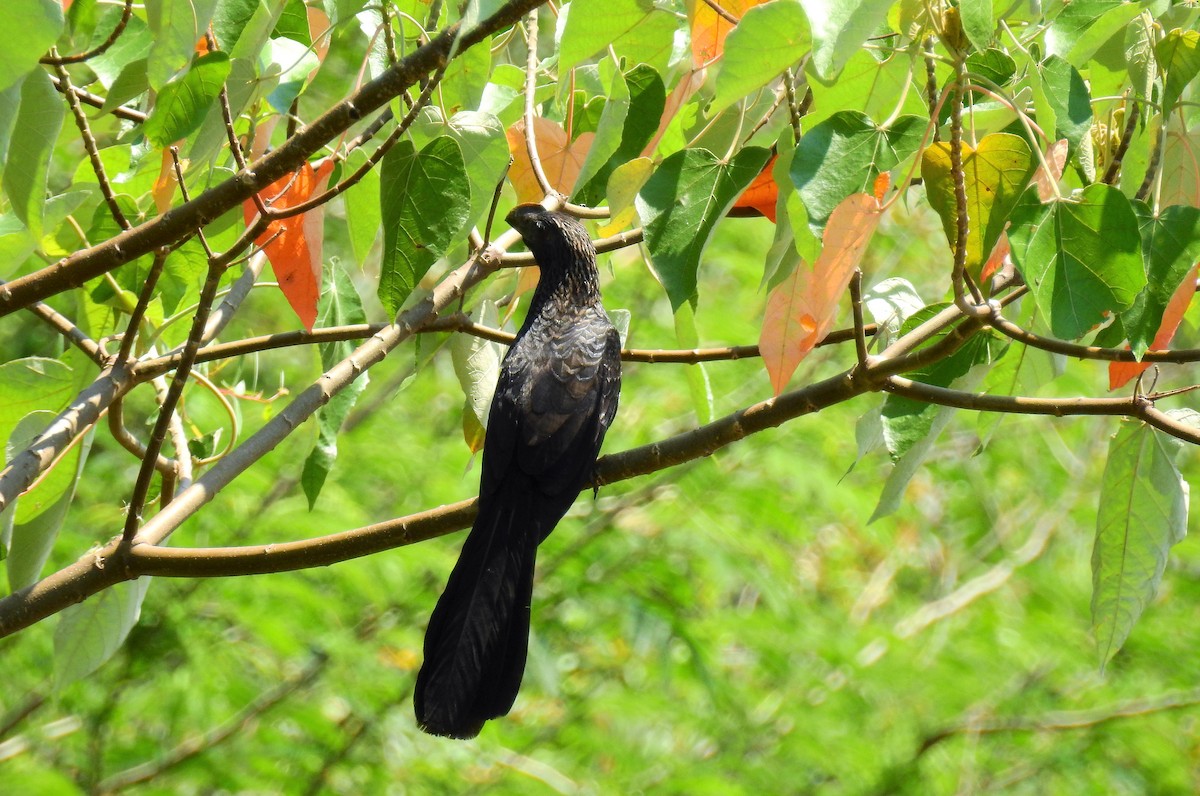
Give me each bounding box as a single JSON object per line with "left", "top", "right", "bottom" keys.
{"left": 1045, "top": 0, "right": 1128, "bottom": 63}
{"left": 264, "top": 37, "right": 320, "bottom": 114}
{"left": 2, "top": 69, "right": 64, "bottom": 241}
{"left": 576, "top": 64, "right": 665, "bottom": 205}
{"left": 966, "top": 48, "right": 1016, "bottom": 87}
{"left": 301, "top": 265, "right": 369, "bottom": 509}
{"left": 1038, "top": 55, "right": 1092, "bottom": 161}
{"left": 445, "top": 111, "right": 512, "bottom": 233}
{"left": 378, "top": 136, "right": 471, "bottom": 315}
{"left": 451, "top": 300, "right": 504, "bottom": 451}
{"left": 143, "top": 52, "right": 233, "bottom": 148}
{"left": 440, "top": 35, "right": 490, "bottom": 114}
{"left": 921, "top": 133, "right": 1036, "bottom": 280}
{"left": 1121, "top": 204, "right": 1200, "bottom": 357}
{"left": 101, "top": 58, "right": 149, "bottom": 115}
{"left": 0, "top": 0, "right": 62, "bottom": 93}
{"left": 881, "top": 305, "right": 1004, "bottom": 460}
{"left": 1124, "top": 12, "right": 1157, "bottom": 105}
{"left": 88, "top": 7, "right": 151, "bottom": 87}
{"left": 636, "top": 146, "right": 771, "bottom": 310}
{"left": 799, "top": 0, "right": 894, "bottom": 83}
{"left": 147, "top": 0, "right": 219, "bottom": 90}
{"left": 54, "top": 578, "right": 152, "bottom": 690}
{"left": 8, "top": 418, "right": 92, "bottom": 591}
{"left": 1008, "top": 183, "right": 1145, "bottom": 340}
{"left": 1155, "top": 28, "right": 1200, "bottom": 113}
{"left": 574, "top": 59, "right": 631, "bottom": 200}
{"left": 712, "top": 1, "right": 811, "bottom": 114}
{"left": 273, "top": 0, "right": 311, "bottom": 45}
{"left": 211, "top": 0, "right": 263, "bottom": 51}
{"left": 0, "top": 80, "right": 21, "bottom": 186}
{"left": 558, "top": 0, "right": 677, "bottom": 73}
{"left": 805, "top": 50, "right": 929, "bottom": 127}
{"left": 161, "top": 238, "right": 210, "bottom": 316}
{"left": 0, "top": 358, "right": 76, "bottom": 470}
{"left": 872, "top": 362, "right": 993, "bottom": 523}
{"left": 344, "top": 149, "right": 382, "bottom": 268}
{"left": 957, "top": 0, "right": 994, "bottom": 52}
{"left": 790, "top": 111, "right": 923, "bottom": 233}
{"left": 1092, "top": 421, "right": 1188, "bottom": 670}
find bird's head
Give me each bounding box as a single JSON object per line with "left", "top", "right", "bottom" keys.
{"left": 505, "top": 205, "right": 596, "bottom": 278}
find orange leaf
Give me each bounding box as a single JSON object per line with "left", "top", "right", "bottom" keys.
{"left": 690, "top": 0, "right": 767, "bottom": 67}
{"left": 1034, "top": 139, "right": 1068, "bottom": 201}
{"left": 733, "top": 155, "right": 778, "bottom": 222}
{"left": 506, "top": 118, "right": 594, "bottom": 203}
{"left": 1109, "top": 263, "right": 1198, "bottom": 389}
{"left": 242, "top": 160, "right": 335, "bottom": 331}
{"left": 980, "top": 234, "right": 1010, "bottom": 282}
{"left": 873, "top": 172, "right": 891, "bottom": 204}
{"left": 308, "top": 7, "right": 332, "bottom": 69}
{"left": 760, "top": 193, "right": 883, "bottom": 394}
{"left": 153, "top": 148, "right": 178, "bottom": 215}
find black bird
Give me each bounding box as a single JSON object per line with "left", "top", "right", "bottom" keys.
{"left": 414, "top": 205, "right": 622, "bottom": 738}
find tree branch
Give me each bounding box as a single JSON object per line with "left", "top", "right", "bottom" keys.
{"left": 0, "top": 0, "right": 549, "bottom": 317}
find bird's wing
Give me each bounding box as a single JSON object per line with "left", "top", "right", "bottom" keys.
{"left": 482, "top": 316, "right": 620, "bottom": 499}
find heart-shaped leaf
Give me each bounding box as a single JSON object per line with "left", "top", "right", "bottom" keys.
{"left": 922, "top": 132, "right": 1036, "bottom": 280}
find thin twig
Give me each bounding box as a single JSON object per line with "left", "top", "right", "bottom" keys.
{"left": 1101, "top": 92, "right": 1140, "bottom": 186}
{"left": 51, "top": 52, "right": 131, "bottom": 231}
{"left": 40, "top": 0, "right": 134, "bottom": 65}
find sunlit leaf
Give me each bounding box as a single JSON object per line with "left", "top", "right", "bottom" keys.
{"left": 636, "top": 146, "right": 771, "bottom": 309}
{"left": 143, "top": 52, "right": 232, "bottom": 147}
{"left": 146, "top": 0, "right": 219, "bottom": 90}
{"left": 711, "top": 1, "right": 810, "bottom": 114}
{"left": 506, "top": 117, "right": 594, "bottom": 203}
{"left": 559, "top": 0, "right": 677, "bottom": 73}
{"left": 791, "top": 111, "right": 923, "bottom": 233}
{"left": 759, "top": 192, "right": 882, "bottom": 394}
{"left": 1008, "top": 183, "right": 1145, "bottom": 340}
{"left": 689, "top": 0, "right": 767, "bottom": 67}
{"left": 0, "top": 0, "right": 63, "bottom": 93}
{"left": 799, "top": 0, "right": 894, "bottom": 82}
{"left": 1038, "top": 55, "right": 1092, "bottom": 161}
{"left": 921, "top": 133, "right": 1036, "bottom": 281}
{"left": 378, "top": 136, "right": 471, "bottom": 316}
{"left": 1156, "top": 28, "right": 1200, "bottom": 113}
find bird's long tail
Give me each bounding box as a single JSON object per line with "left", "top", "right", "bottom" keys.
{"left": 414, "top": 499, "right": 540, "bottom": 738}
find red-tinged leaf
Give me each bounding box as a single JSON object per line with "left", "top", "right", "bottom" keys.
{"left": 873, "top": 172, "right": 890, "bottom": 203}
{"left": 733, "top": 155, "right": 778, "bottom": 222}
{"left": 308, "top": 7, "right": 331, "bottom": 68}
{"left": 1034, "top": 139, "right": 1068, "bottom": 201}
{"left": 196, "top": 37, "right": 210, "bottom": 56}
{"left": 153, "top": 147, "right": 177, "bottom": 214}
{"left": 690, "top": 0, "right": 767, "bottom": 67}
{"left": 1110, "top": 263, "right": 1198, "bottom": 389}
{"left": 759, "top": 192, "right": 883, "bottom": 394}
{"left": 980, "top": 233, "right": 1010, "bottom": 282}
{"left": 242, "top": 159, "right": 335, "bottom": 331}
{"left": 506, "top": 118, "right": 594, "bottom": 203}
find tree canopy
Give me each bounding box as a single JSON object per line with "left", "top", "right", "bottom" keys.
{"left": 3, "top": 0, "right": 1200, "bottom": 791}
